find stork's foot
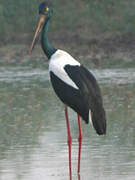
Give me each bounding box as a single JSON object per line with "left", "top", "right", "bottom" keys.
{"left": 78, "top": 173, "right": 81, "bottom": 180}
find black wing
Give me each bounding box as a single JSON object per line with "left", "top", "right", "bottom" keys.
{"left": 64, "top": 65, "right": 106, "bottom": 135}
{"left": 50, "top": 71, "right": 89, "bottom": 123}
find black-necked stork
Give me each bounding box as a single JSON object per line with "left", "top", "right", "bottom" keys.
{"left": 30, "top": 2, "right": 106, "bottom": 180}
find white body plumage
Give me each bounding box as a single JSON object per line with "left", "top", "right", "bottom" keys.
{"left": 49, "top": 50, "right": 80, "bottom": 89}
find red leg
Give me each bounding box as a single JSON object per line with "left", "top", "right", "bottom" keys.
{"left": 65, "top": 106, "right": 72, "bottom": 180}
{"left": 78, "top": 115, "right": 83, "bottom": 174}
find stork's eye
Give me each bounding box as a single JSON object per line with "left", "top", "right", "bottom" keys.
{"left": 46, "top": 7, "right": 49, "bottom": 12}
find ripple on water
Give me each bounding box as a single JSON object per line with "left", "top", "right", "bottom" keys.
{"left": 0, "top": 67, "right": 135, "bottom": 85}
{"left": 0, "top": 66, "right": 135, "bottom": 180}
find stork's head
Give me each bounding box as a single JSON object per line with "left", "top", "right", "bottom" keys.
{"left": 29, "top": 2, "right": 53, "bottom": 54}
{"left": 39, "top": 2, "right": 53, "bottom": 18}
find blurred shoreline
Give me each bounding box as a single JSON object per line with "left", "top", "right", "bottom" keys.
{"left": 0, "top": 32, "right": 135, "bottom": 68}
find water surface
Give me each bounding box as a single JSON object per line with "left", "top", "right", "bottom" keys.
{"left": 0, "top": 66, "right": 135, "bottom": 180}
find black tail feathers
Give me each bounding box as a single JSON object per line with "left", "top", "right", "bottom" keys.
{"left": 91, "top": 106, "right": 106, "bottom": 135}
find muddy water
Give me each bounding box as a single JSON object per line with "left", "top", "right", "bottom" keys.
{"left": 0, "top": 66, "right": 135, "bottom": 180}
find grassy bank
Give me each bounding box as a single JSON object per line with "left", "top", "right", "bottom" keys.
{"left": 1, "top": 0, "right": 135, "bottom": 44}
{"left": 0, "top": 36, "right": 135, "bottom": 69}
{"left": 1, "top": 0, "right": 135, "bottom": 68}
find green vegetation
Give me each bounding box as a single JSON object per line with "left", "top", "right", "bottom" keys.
{"left": 0, "top": 0, "right": 135, "bottom": 43}
{"left": 0, "top": 0, "right": 135, "bottom": 68}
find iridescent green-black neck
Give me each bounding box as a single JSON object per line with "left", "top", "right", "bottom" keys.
{"left": 41, "top": 17, "right": 57, "bottom": 59}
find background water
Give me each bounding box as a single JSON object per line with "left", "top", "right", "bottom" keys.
{"left": 0, "top": 66, "right": 135, "bottom": 180}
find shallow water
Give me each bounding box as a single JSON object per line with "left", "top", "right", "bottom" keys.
{"left": 0, "top": 66, "right": 135, "bottom": 180}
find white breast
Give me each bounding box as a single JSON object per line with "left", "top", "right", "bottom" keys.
{"left": 49, "top": 50, "right": 80, "bottom": 89}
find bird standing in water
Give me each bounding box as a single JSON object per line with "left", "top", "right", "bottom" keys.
{"left": 30, "top": 2, "right": 106, "bottom": 180}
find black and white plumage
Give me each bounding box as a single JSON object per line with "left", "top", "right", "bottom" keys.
{"left": 49, "top": 50, "right": 106, "bottom": 135}
{"left": 30, "top": 2, "right": 106, "bottom": 178}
